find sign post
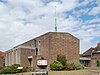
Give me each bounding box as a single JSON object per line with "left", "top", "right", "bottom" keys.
{"left": 17, "top": 67, "right": 23, "bottom": 75}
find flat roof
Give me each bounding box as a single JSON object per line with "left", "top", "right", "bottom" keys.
{"left": 80, "top": 57, "right": 91, "bottom": 61}
{"left": 6, "top": 45, "right": 35, "bottom": 53}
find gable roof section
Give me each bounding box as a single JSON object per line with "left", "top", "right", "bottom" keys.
{"left": 82, "top": 48, "right": 96, "bottom": 56}
{"left": 82, "top": 42, "right": 100, "bottom": 56}
{"left": 13, "top": 32, "right": 79, "bottom": 48}
{"left": 0, "top": 51, "right": 5, "bottom": 57}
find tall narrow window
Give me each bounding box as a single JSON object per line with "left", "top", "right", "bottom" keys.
{"left": 38, "top": 40, "right": 40, "bottom": 55}
{"left": 35, "top": 40, "right": 36, "bottom": 48}
{"left": 36, "top": 48, "right": 38, "bottom": 56}
{"left": 39, "top": 41, "right": 40, "bottom": 45}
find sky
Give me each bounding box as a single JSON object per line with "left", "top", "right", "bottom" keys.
{"left": 0, "top": 0, "right": 100, "bottom": 53}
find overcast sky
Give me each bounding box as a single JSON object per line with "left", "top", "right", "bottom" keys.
{"left": 0, "top": 0, "right": 100, "bottom": 53}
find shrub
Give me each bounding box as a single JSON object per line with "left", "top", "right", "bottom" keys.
{"left": 72, "top": 61, "right": 84, "bottom": 70}
{"left": 0, "top": 67, "right": 3, "bottom": 70}
{"left": 0, "top": 66, "right": 12, "bottom": 74}
{"left": 67, "top": 63, "right": 73, "bottom": 70}
{"left": 22, "top": 67, "right": 28, "bottom": 72}
{"left": 0, "top": 64, "right": 20, "bottom": 74}
{"left": 57, "top": 54, "right": 67, "bottom": 70}
{"left": 10, "top": 64, "right": 20, "bottom": 73}
{"left": 97, "top": 60, "right": 100, "bottom": 67}
{"left": 66, "top": 61, "right": 84, "bottom": 70}
{"left": 0, "top": 64, "right": 28, "bottom": 74}
{"left": 50, "top": 61, "right": 63, "bottom": 71}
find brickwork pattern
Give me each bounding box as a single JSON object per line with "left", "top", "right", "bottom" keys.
{"left": 0, "top": 57, "right": 5, "bottom": 67}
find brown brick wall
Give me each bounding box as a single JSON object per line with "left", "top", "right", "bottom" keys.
{"left": 97, "top": 43, "right": 100, "bottom": 50}
{"left": 0, "top": 57, "right": 5, "bottom": 67}
{"left": 49, "top": 33, "right": 79, "bottom": 64}
{"left": 36, "top": 33, "right": 50, "bottom": 59}
{"left": 20, "top": 48, "right": 35, "bottom": 67}
{"left": 49, "top": 33, "right": 68, "bottom": 64}
{"left": 90, "top": 59, "right": 97, "bottom": 67}
{"left": 66, "top": 33, "right": 80, "bottom": 63}
{"left": 93, "top": 53, "right": 100, "bottom": 60}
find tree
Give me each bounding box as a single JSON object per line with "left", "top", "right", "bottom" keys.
{"left": 57, "top": 54, "right": 67, "bottom": 70}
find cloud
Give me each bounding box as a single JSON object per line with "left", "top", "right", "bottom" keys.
{"left": 73, "top": 22, "right": 100, "bottom": 53}
{"left": 96, "top": 0, "right": 100, "bottom": 6}
{"left": 89, "top": 18, "right": 100, "bottom": 23}
{"left": 61, "top": 0, "right": 79, "bottom": 11}
{"left": 85, "top": 17, "right": 100, "bottom": 25}
{"left": 88, "top": 0, "right": 100, "bottom": 15}
{"left": 89, "top": 7, "right": 100, "bottom": 15}
{"left": 0, "top": 0, "right": 100, "bottom": 54}
{"left": 78, "top": 0, "right": 90, "bottom": 7}
{"left": 80, "top": 37, "right": 96, "bottom": 53}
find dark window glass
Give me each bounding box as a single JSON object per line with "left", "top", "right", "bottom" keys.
{"left": 36, "top": 48, "right": 38, "bottom": 55}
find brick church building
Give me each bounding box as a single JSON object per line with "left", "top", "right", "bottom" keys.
{"left": 5, "top": 32, "right": 79, "bottom": 69}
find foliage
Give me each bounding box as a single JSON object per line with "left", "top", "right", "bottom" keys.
{"left": 72, "top": 61, "right": 84, "bottom": 70}
{"left": 0, "top": 66, "right": 12, "bottom": 74}
{"left": 67, "top": 61, "right": 84, "bottom": 70}
{"left": 50, "top": 61, "right": 63, "bottom": 71}
{"left": 57, "top": 54, "right": 67, "bottom": 70}
{"left": 0, "top": 64, "right": 27, "bottom": 74}
{"left": 97, "top": 60, "right": 100, "bottom": 67}
{"left": 0, "top": 67, "right": 3, "bottom": 70}
{"left": 10, "top": 64, "right": 20, "bottom": 73}
{"left": 22, "top": 67, "right": 28, "bottom": 72}
{"left": 67, "top": 63, "right": 74, "bottom": 70}
{"left": 50, "top": 54, "right": 83, "bottom": 71}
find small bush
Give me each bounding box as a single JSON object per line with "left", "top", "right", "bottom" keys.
{"left": 97, "top": 60, "right": 100, "bottom": 67}
{"left": 22, "top": 67, "right": 28, "bottom": 72}
{"left": 50, "top": 61, "right": 63, "bottom": 71}
{"left": 72, "top": 61, "right": 84, "bottom": 70}
{"left": 66, "top": 61, "right": 84, "bottom": 70}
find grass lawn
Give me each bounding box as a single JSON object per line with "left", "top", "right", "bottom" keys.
{"left": 1, "top": 70, "right": 100, "bottom": 75}
{"left": 49, "top": 70, "right": 100, "bottom": 75}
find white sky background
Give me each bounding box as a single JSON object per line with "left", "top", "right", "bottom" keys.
{"left": 0, "top": 0, "right": 100, "bottom": 53}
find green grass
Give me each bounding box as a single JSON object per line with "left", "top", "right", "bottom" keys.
{"left": 49, "top": 70, "right": 100, "bottom": 75}
{"left": 0, "top": 70, "right": 100, "bottom": 75}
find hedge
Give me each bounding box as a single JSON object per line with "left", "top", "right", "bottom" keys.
{"left": 97, "top": 60, "right": 100, "bottom": 67}
{"left": 0, "top": 64, "right": 27, "bottom": 74}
